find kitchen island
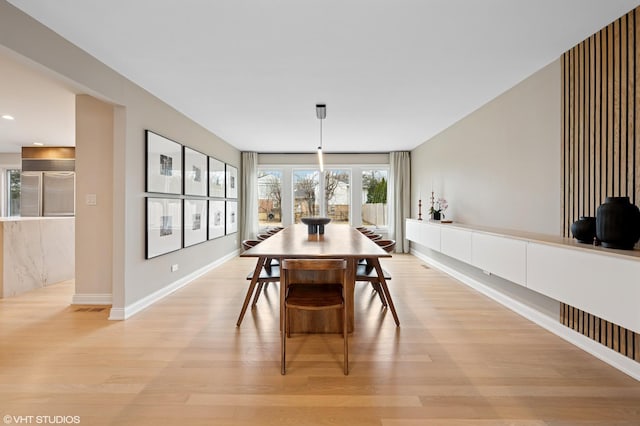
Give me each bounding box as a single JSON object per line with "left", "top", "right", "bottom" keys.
{"left": 0, "top": 216, "right": 74, "bottom": 297}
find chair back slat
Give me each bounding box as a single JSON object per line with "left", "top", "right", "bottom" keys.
{"left": 242, "top": 239, "right": 260, "bottom": 251}
{"left": 374, "top": 239, "right": 396, "bottom": 253}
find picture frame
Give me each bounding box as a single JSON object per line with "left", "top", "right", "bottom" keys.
{"left": 226, "top": 164, "right": 238, "bottom": 199}
{"left": 208, "top": 157, "right": 225, "bottom": 198}
{"left": 184, "top": 147, "right": 207, "bottom": 196}
{"left": 226, "top": 200, "right": 238, "bottom": 234}
{"left": 183, "top": 198, "right": 208, "bottom": 247}
{"left": 146, "top": 197, "right": 183, "bottom": 258}
{"left": 208, "top": 199, "right": 225, "bottom": 240}
{"left": 146, "top": 130, "right": 183, "bottom": 194}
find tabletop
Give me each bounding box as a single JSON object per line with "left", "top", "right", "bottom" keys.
{"left": 240, "top": 224, "right": 391, "bottom": 259}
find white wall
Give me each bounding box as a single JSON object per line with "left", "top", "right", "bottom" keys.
{"left": 75, "top": 95, "right": 113, "bottom": 300}
{"left": 0, "top": 153, "right": 20, "bottom": 167}
{"left": 0, "top": 1, "right": 241, "bottom": 315}
{"left": 411, "top": 60, "right": 562, "bottom": 236}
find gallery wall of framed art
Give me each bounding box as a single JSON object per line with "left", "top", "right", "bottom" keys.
{"left": 146, "top": 197, "right": 183, "bottom": 258}
{"left": 226, "top": 164, "right": 238, "bottom": 199}
{"left": 208, "top": 200, "right": 225, "bottom": 240}
{"left": 183, "top": 198, "right": 208, "bottom": 247}
{"left": 144, "top": 129, "right": 239, "bottom": 259}
{"left": 209, "top": 157, "right": 225, "bottom": 198}
{"left": 146, "top": 131, "right": 182, "bottom": 194}
{"left": 184, "top": 147, "right": 207, "bottom": 197}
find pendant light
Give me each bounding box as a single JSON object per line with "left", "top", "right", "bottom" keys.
{"left": 316, "top": 104, "right": 326, "bottom": 172}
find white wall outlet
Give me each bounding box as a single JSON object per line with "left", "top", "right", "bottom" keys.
{"left": 171, "top": 264, "right": 179, "bottom": 272}
{"left": 85, "top": 194, "right": 97, "bottom": 205}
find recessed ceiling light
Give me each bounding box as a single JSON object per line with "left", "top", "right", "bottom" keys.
{"left": 33, "top": 142, "right": 44, "bottom": 146}
{"left": 1, "top": 115, "right": 14, "bottom": 120}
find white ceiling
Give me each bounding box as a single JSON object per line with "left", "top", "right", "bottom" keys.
{"left": 0, "top": 47, "right": 75, "bottom": 153}
{"left": 4, "top": 0, "right": 640, "bottom": 154}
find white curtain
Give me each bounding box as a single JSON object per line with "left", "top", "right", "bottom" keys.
{"left": 389, "top": 151, "right": 411, "bottom": 253}
{"left": 240, "top": 151, "right": 258, "bottom": 241}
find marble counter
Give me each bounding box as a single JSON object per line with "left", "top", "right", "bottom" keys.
{"left": 0, "top": 217, "right": 74, "bottom": 297}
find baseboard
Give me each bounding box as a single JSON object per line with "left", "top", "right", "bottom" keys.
{"left": 71, "top": 293, "right": 113, "bottom": 305}
{"left": 411, "top": 248, "right": 640, "bottom": 382}
{"left": 108, "top": 250, "right": 240, "bottom": 321}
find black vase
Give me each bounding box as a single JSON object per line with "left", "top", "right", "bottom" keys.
{"left": 595, "top": 196, "right": 640, "bottom": 250}
{"left": 432, "top": 211, "right": 441, "bottom": 221}
{"left": 570, "top": 216, "right": 596, "bottom": 244}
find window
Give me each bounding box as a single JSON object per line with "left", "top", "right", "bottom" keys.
{"left": 293, "top": 170, "right": 319, "bottom": 223}
{"left": 324, "top": 169, "right": 350, "bottom": 223}
{"left": 257, "top": 169, "right": 282, "bottom": 227}
{"left": 257, "top": 164, "right": 389, "bottom": 230}
{"left": 7, "top": 169, "right": 20, "bottom": 216}
{"left": 362, "top": 169, "right": 387, "bottom": 227}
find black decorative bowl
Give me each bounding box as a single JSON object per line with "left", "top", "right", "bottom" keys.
{"left": 300, "top": 217, "right": 331, "bottom": 234}
{"left": 571, "top": 216, "right": 596, "bottom": 244}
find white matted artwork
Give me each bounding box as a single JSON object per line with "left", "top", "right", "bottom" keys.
{"left": 226, "top": 164, "right": 238, "bottom": 199}
{"left": 226, "top": 200, "right": 238, "bottom": 234}
{"left": 146, "top": 197, "right": 183, "bottom": 258}
{"left": 184, "top": 147, "right": 207, "bottom": 196}
{"left": 183, "top": 198, "right": 207, "bottom": 247}
{"left": 208, "top": 157, "right": 225, "bottom": 198}
{"left": 208, "top": 199, "right": 225, "bottom": 240}
{"left": 146, "top": 130, "right": 182, "bottom": 194}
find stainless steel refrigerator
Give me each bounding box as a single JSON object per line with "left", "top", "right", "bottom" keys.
{"left": 20, "top": 171, "right": 75, "bottom": 217}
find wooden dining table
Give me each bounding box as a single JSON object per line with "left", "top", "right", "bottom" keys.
{"left": 238, "top": 224, "right": 393, "bottom": 332}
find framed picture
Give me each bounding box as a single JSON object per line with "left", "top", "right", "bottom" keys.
{"left": 183, "top": 198, "right": 207, "bottom": 247}
{"left": 226, "top": 164, "right": 238, "bottom": 199}
{"left": 146, "top": 130, "right": 182, "bottom": 194}
{"left": 208, "top": 199, "right": 225, "bottom": 240}
{"left": 146, "top": 197, "right": 183, "bottom": 258}
{"left": 208, "top": 157, "right": 225, "bottom": 198}
{"left": 184, "top": 147, "right": 207, "bottom": 196}
{"left": 226, "top": 200, "right": 238, "bottom": 234}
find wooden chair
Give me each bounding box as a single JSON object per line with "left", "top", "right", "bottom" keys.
{"left": 356, "top": 239, "right": 400, "bottom": 326}
{"left": 281, "top": 259, "right": 348, "bottom": 375}
{"left": 365, "top": 233, "right": 382, "bottom": 241}
{"left": 374, "top": 238, "right": 396, "bottom": 251}
{"left": 237, "top": 240, "right": 281, "bottom": 326}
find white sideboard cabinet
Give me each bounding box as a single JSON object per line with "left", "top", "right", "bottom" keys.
{"left": 406, "top": 218, "right": 640, "bottom": 334}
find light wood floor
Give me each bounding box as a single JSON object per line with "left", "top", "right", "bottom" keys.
{"left": 1, "top": 254, "right": 640, "bottom": 425}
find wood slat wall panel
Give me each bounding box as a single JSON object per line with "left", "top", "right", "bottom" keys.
{"left": 561, "top": 303, "right": 640, "bottom": 362}
{"left": 636, "top": 8, "right": 640, "bottom": 206}
{"left": 562, "top": 7, "right": 640, "bottom": 239}
{"left": 561, "top": 6, "right": 640, "bottom": 363}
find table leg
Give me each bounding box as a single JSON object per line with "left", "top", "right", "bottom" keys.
{"left": 346, "top": 257, "right": 356, "bottom": 333}
{"left": 279, "top": 257, "right": 285, "bottom": 332}
{"left": 236, "top": 256, "right": 266, "bottom": 327}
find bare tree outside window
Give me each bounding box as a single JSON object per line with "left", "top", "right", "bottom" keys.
{"left": 257, "top": 169, "right": 282, "bottom": 226}
{"left": 324, "top": 170, "right": 350, "bottom": 223}
{"left": 293, "top": 170, "right": 319, "bottom": 223}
